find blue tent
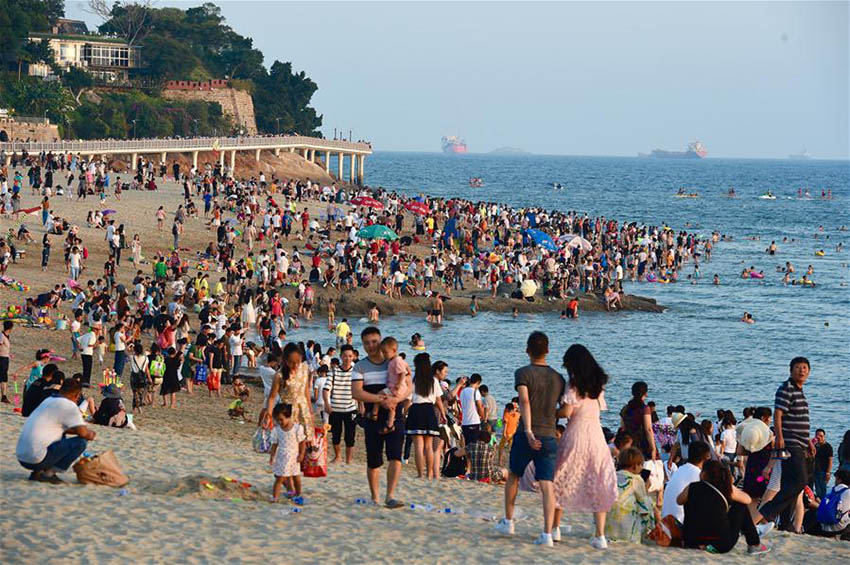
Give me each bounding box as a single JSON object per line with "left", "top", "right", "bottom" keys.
{"left": 524, "top": 228, "right": 558, "bottom": 252}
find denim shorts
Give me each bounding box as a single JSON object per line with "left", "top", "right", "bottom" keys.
{"left": 509, "top": 429, "right": 557, "bottom": 481}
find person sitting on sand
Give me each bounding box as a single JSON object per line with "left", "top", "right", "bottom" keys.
{"left": 606, "top": 447, "right": 660, "bottom": 544}
{"left": 372, "top": 337, "right": 410, "bottom": 435}
{"left": 456, "top": 429, "right": 506, "bottom": 483}
{"left": 232, "top": 377, "right": 250, "bottom": 400}
{"left": 15, "top": 377, "right": 96, "bottom": 483}
{"left": 679, "top": 459, "right": 770, "bottom": 555}
{"left": 92, "top": 383, "right": 128, "bottom": 428}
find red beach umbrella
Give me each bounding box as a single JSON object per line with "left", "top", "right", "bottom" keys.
{"left": 404, "top": 201, "right": 429, "bottom": 215}
{"left": 350, "top": 196, "right": 384, "bottom": 210}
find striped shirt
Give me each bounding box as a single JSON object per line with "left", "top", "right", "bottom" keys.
{"left": 774, "top": 378, "right": 809, "bottom": 449}
{"left": 352, "top": 357, "right": 389, "bottom": 387}
{"left": 324, "top": 367, "right": 357, "bottom": 412}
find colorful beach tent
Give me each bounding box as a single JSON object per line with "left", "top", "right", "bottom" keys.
{"left": 357, "top": 224, "right": 399, "bottom": 241}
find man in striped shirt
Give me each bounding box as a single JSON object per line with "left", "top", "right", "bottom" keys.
{"left": 755, "top": 356, "right": 811, "bottom": 532}
{"left": 323, "top": 345, "right": 359, "bottom": 464}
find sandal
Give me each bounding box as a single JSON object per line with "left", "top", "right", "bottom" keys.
{"left": 385, "top": 498, "right": 405, "bottom": 509}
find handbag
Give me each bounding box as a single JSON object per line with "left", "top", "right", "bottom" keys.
{"left": 643, "top": 459, "right": 665, "bottom": 492}
{"left": 72, "top": 450, "right": 129, "bottom": 487}
{"left": 194, "top": 363, "right": 208, "bottom": 384}
{"left": 648, "top": 515, "right": 683, "bottom": 547}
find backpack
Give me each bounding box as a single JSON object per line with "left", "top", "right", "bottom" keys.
{"left": 817, "top": 485, "right": 848, "bottom": 526}
{"left": 150, "top": 354, "right": 166, "bottom": 378}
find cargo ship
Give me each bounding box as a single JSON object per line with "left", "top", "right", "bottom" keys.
{"left": 639, "top": 141, "right": 707, "bottom": 159}
{"left": 788, "top": 149, "right": 811, "bottom": 160}
{"left": 442, "top": 136, "right": 467, "bottom": 154}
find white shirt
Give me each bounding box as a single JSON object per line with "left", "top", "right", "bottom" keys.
{"left": 459, "top": 387, "right": 482, "bottom": 426}
{"left": 661, "top": 462, "right": 702, "bottom": 523}
{"left": 78, "top": 331, "right": 97, "bottom": 356}
{"left": 229, "top": 334, "right": 243, "bottom": 356}
{"left": 258, "top": 365, "right": 277, "bottom": 403}
{"left": 313, "top": 376, "right": 328, "bottom": 409}
{"left": 720, "top": 428, "right": 737, "bottom": 454}
{"left": 411, "top": 377, "right": 442, "bottom": 404}
{"left": 16, "top": 396, "right": 85, "bottom": 464}
{"left": 114, "top": 330, "right": 126, "bottom": 352}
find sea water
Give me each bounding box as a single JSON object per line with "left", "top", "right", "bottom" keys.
{"left": 301, "top": 152, "right": 850, "bottom": 440}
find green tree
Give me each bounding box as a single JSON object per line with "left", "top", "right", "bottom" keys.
{"left": 253, "top": 61, "right": 323, "bottom": 135}
{"left": 62, "top": 67, "right": 94, "bottom": 103}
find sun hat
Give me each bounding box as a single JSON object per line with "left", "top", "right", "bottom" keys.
{"left": 738, "top": 419, "right": 772, "bottom": 453}
{"left": 671, "top": 412, "right": 688, "bottom": 429}
{"left": 102, "top": 383, "right": 122, "bottom": 399}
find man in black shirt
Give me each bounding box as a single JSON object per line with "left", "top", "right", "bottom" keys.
{"left": 812, "top": 429, "right": 834, "bottom": 499}
{"left": 22, "top": 365, "right": 62, "bottom": 417}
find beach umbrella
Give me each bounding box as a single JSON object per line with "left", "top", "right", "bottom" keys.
{"left": 565, "top": 235, "right": 592, "bottom": 252}
{"left": 404, "top": 201, "right": 429, "bottom": 215}
{"left": 350, "top": 196, "right": 384, "bottom": 210}
{"left": 525, "top": 229, "right": 558, "bottom": 252}
{"left": 19, "top": 206, "right": 40, "bottom": 216}
{"left": 102, "top": 209, "right": 117, "bottom": 215}
{"left": 357, "top": 224, "right": 399, "bottom": 241}
{"left": 520, "top": 279, "right": 538, "bottom": 298}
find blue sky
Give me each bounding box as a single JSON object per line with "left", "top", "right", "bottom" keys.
{"left": 67, "top": 1, "right": 849, "bottom": 159}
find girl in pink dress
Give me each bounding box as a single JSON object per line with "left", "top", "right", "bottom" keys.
{"left": 552, "top": 344, "right": 618, "bottom": 550}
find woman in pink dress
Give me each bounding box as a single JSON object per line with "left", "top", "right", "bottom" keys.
{"left": 552, "top": 344, "right": 618, "bottom": 550}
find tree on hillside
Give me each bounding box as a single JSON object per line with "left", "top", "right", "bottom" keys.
{"left": 253, "top": 61, "right": 323, "bottom": 136}
{"left": 63, "top": 67, "right": 94, "bottom": 104}
{"left": 0, "top": 0, "right": 62, "bottom": 77}
{"left": 87, "top": 0, "right": 152, "bottom": 46}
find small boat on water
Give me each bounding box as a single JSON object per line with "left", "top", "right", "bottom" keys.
{"left": 468, "top": 177, "right": 484, "bottom": 188}
{"left": 552, "top": 182, "right": 564, "bottom": 190}
{"left": 675, "top": 188, "right": 699, "bottom": 198}
{"left": 759, "top": 191, "right": 777, "bottom": 200}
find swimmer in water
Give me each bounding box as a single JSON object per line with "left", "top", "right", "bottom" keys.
{"left": 741, "top": 312, "right": 755, "bottom": 324}
{"left": 469, "top": 295, "right": 478, "bottom": 316}
{"left": 713, "top": 274, "right": 720, "bottom": 285}
{"left": 782, "top": 272, "right": 791, "bottom": 285}
{"left": 767, "top": 241, "right": 777, "bottom": 255}
{"left": 368, "top": 304, "right": 380, "bottom": 323}
{"left": 512, "top": 307, "right": 519, "bottom": 318}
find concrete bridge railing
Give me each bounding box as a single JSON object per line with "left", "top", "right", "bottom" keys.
{"left": 0, "top": 135, "right": 373, "bottom": 183}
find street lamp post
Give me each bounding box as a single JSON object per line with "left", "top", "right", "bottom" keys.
{"left": 193, "top": 119, "right": 199, "bottom": 136}
{"left": 131, "top": 119, "right": 138, "bottom": 139}
{"left": 276, "top": 118, "right": 281, "bottom": 134}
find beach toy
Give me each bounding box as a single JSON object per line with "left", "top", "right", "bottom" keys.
{"left": 291, "top": 496, "right": 305, "bottom": 506}
{"left": 749, "top": 272, "right": 764, "bottom": 279}
{"left": 240, "top": 481, "right": 251, "bottom": 488}
{"left": 815, "top": 251, "right": 825, "bottom": 256}
{"left": 230, "top": 498, "right": 242, "bottom": 502}
{"left": 442, "top": 507, "right": 455, "bottom": 514}
{"left": 204, "top": 483, "right": 215, "bottom": 490}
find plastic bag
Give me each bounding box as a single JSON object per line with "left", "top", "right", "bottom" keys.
{"left": 648, "top": 515, "right": 683, "bottom": 547}
{"left": 252, "top": 427, "right": 271, "bottom": 453}
{"left": 72, "top": 450, "right": 129, "bottom": 487}
{"left": 301, "top": 426, "right": 327, "bottom": 478}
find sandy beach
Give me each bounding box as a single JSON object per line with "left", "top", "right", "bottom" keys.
{"left": 0, "top": 163, "right": 844, "bottom": 564}
{"left": 1, "top": 401, "right": 843, "bottom": 563}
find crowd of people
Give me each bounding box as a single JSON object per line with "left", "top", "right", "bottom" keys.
{"left": 1, "top": 149, "right": 847, "bottom": 555}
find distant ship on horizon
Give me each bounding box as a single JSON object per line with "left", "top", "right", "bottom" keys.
{"left": 788, "top": 149, "right": 811, "bottom": 160}
{"left": 639, "top": 141, "right": 707, "bottom": 159}
{"left": 442, "top": 135, "right": 467, "bottom": 154}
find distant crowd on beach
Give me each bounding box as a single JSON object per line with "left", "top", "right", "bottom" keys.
{"left": 2, "top": 148, "right": 848, "bottom": 554}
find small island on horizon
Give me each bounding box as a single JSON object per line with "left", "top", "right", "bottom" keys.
{"left": 489, "top": 146, "right": 531, "bottom": 155}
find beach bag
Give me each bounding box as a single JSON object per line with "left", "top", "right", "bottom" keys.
{"left": 643, "top": 459, "right": 665, "bottom": 492}
{"left": 149, "top": 355, "right": 166, "bottom": 379}
{"left": 72, "top": 450, "right": 129, "bottom": 487}
{"left": 301, "top": 426, "right": 328, "bottom": 478}
{"left": 817, "top": 485, "right": 848, "bottom": 526}
{"left": 252, "top": 427, "right": 272, "bottom": 453}
{"left": 648, "top": 515, "right": 683, "bottom": 547}
{"left": 194, "top": 363, "right": 208, "bottom": 384}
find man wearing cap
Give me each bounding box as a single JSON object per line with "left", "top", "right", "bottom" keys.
{"left": 77, "top": 322, "right": 101, "bottom": 386}
{"left": 16, "top": 378, "right": 96, "bottom": 483}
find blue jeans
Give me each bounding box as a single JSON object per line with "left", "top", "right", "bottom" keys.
{"left": 231, "top": 355, "right": 242, "bottom": 376}
{"left": 114, "top": 350, "right": 126, "bottom": 378}
{"left": 19, "top": 436, "right": 87, "bottom": 473}
{"left": 814, "top": 470, "right": 828, "bottom": 499}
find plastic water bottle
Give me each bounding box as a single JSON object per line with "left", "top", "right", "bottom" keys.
{"left": 117, "top": 488, "right": 129, "bottom": 497}
{"left": 354, "top": 497, "right": 368, "bottom": 505}
{"left": 442, "top": 507, "right": 454, "bottom": 514}
{"left": 409, "top": 503, "right": 428, "bottom": 511}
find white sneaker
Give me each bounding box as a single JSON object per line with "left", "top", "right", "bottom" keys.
{"left": 590, "top": 535, "right": 608, "bottom": 549}
{"left": 534, "top": 533, "right": 554, "bottom": 547}
{"left": 494, "top": 518, "right": 514, "bottom": 536}
{"left": 756, "top": 521, "right": 775, "bottom": 537}
{"left": 551, "top": 526, "right": 561, "bottom": 542}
